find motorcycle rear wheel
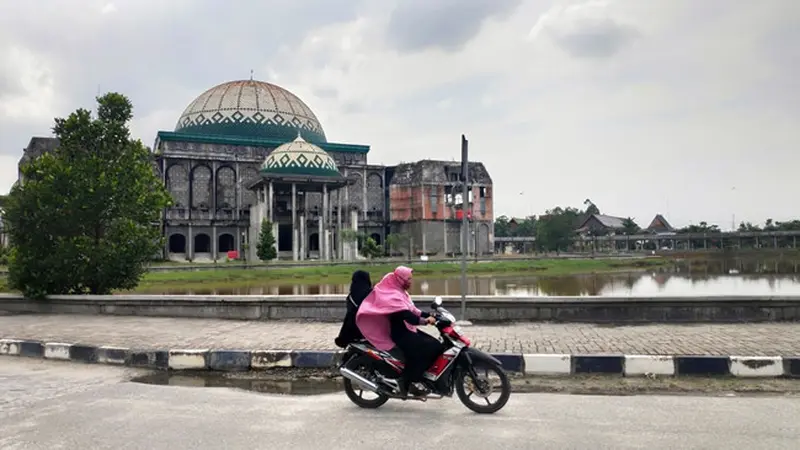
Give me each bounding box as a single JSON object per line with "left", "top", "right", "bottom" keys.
{"left": 343, "top": 355, "right": 390, "bottom": 409}
{"left": 455, "top": 362, "right": 511, "bottom": 414}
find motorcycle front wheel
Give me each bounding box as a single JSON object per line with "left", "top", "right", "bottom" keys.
{"left": 455, "top": 361, "right": 511, "bottom": 414}
{"left": 343, "top": 355, "right": 390, "bottom": 409}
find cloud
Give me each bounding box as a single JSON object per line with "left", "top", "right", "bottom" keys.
{"left": 1, "top": 0, "right": 799, "bottom": 229}
{"left": 529, "top": 0, "right": 640, "bottom": 58}
{"left": 385, "top": 0, "right": 523, "bottom": 53}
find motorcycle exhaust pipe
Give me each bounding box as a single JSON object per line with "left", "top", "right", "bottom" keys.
{"left": 340, "top": 367, "right": 379, "bottom": 392}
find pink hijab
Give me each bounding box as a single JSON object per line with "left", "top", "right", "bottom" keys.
{"left": 355, "top": 266, "right": 422, "bottom": 351}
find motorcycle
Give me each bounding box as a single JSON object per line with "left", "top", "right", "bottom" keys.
{"left": 338, "top": 296, "right": 511, "bottom": 414}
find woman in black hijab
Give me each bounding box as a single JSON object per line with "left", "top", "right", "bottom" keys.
{"left": 334, "top": 270, "right": 372, "bottom": 348}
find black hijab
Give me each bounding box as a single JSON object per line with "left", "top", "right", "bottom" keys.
{"left": 335, "top": 270, "right": 372, "bottom": 348}
{"left": 348, "top": 270, "right": 372, "bottom": 307}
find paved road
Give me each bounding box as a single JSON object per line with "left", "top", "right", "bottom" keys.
{"left": 3, "top": 314, "right": 800, "bottom": 355}
{"left": 2, "top": 359, "right": 799, "bottom": 449}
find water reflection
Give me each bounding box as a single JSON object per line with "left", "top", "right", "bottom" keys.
{"left": 150, "top": 257, "right": 800, "bottom": 297}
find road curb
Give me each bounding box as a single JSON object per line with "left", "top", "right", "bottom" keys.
{"left": 1, "top": 337, "right": 799, "bottom": 377}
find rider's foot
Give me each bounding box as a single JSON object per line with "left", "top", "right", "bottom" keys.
{"left": 409, "top": 383, "right": 428, "bottom": 398}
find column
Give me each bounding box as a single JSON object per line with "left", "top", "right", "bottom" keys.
{"left": 337, "top": 187, "right": 343, "bottom": 260}
{"left": 299, "top": 212, "right": 306, "bottom": 261}
{"left": 318, "top": 216, "right": 324, "bottom": 259}
{"left": 321, "top": 184, "right": 328, "bottom": 260}
{"left": 292, "top": 183, "right": 298, "bottom": 261}
{"left": 188, "top": 224, "right": 193, "bottom": 261}
{"left": 212, "top": 225, "right": 218, "bottom": 261}
{"left": 350, "top": 208, "right": 359, "bottom": 260}
{"left": 268, "top": 182, "right": 274, "bottom": 222}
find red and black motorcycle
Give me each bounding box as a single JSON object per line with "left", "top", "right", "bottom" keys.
{"left": 339, "top": 296, "right": 511, "bottom": 414}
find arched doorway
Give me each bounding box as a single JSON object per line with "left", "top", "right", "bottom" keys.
{"left": 218, "top": 233, "right": 235, "bottom": 253}
{"left": 478, "top": 223, "right": 490, "bottom": 255}
{"left": 168, "top": 234, "right": 186, "bottom": 253}
{"left": 194, "top": 234, "right": 211, "bottom": 253}
{"left": 309, "top": 233, "right": 320, "bottom": 252}
{"left": 369, "top": 233, "right": 382, "bottom": 245}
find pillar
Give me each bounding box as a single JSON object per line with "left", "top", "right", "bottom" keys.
{"left": 322, "top": 184, "right": 329, "bottom": 261}
{"left": 212, "top": 225, "right": 218, "bottom": 261}
{"left": 774, "top": 236, "right": 778, "bottom": 248}
{"left": 318, "top": 216, "right": 324, "bottom": 259}
{"left": 299, "top": 212, "right": 306, "bottom": 261}
{"left": 292, "top": 183, "right": 298, "bottom": 261}
{"left": 350, "top": 208, "right": 359, "bottom": 260}
{"left": 268, "top": 182, "right": 274, "bottom": 222}
{"left": 337, "top": 187, "right": 343, "bottom": 260}
{"left": 188, "top": 224, "right": 193, "bottom": 261}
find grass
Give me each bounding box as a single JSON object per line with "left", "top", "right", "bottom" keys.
{"left": 128, "top": 257, "right": 668, "bottom": 292}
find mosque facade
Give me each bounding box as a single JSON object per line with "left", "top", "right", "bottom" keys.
{"left": 17, "top": 79, "right": 495, "bottom": 261}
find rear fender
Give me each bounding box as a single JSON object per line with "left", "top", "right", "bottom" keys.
{"left": 458, "top": 347, "right": 502, "bottom": 369}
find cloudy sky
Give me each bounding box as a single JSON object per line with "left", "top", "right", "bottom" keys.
{"left": 1, "top": 0, "right": 798, "bottom": 229}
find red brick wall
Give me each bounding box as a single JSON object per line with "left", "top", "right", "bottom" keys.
{"left": 390, "top": 185, "right": 494, "bottom": 222}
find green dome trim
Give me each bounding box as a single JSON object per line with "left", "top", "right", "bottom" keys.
{"left": 261, "top": 135, "right": 340, "bottom": 178}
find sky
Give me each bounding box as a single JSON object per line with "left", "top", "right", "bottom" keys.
{"left": 0, "top": 0, "right": 798, "bottom": 230}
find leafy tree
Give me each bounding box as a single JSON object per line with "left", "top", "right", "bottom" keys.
{"left": 583, "top": 198, "right": 600, "bottom": 215}
{"left": 494, "top": 215, "right": 512, "bottom": 237}
{"left": 256, "top": 219, "right": 277, "bottom": 261}
{"left": 360, "top": 236, "right": 383, "bottom": 259}
{"left": 536, "top": 207, "right": 581, "bottom": 252}
{"left": 621, "top": 217, "right": 640, "bottom": 235}
{"left": 4, "top": 92, "right": 171, "bottom": 298}
{"left": 385, "top": 233, "right": 409, "bottom": 255}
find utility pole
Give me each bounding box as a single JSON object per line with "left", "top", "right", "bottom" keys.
{"left": 459, "top": 135, "right": 471, "bottom": 325}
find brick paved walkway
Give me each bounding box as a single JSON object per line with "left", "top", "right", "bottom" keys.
{"left": 2, "top": 314, "right": 800, "bottom": 356}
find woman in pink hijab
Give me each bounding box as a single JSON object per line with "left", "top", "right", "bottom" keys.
{"left": 356, "top": 265, "right": 442, "bottom": 398}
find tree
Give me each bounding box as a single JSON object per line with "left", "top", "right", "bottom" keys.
{"left": 4, "top": 92, "right": 171, "bottom": 298}
{"left": 360, "top": 236, "right": 383, "bottom": 259}
{"left": 621, "top": 217, "right": 640, "bottom": 235}
{"left": 256, "top": 219, "right": 277, "bottom": 261}
{"left": 385, "top": 233, "right": 409, "bottom": 256}
{"left": 536, "top": 207, "right": 581, "bottom": 252}
{"left": 583, "top": 199, "right": 600, "bottom": 215}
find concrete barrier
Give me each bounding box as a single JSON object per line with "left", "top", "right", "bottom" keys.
{"left": 729, "top": 356, "right": 784, "bottom": 377}
{"left": 624, "top": 355, "right": 675, "bottom": 376}
{"left": 0, "top": 339, "right": 21, "bottom": 356}
{"left": 2, "top": 336, "right": 799, "bottom": 378}
{"left": 523, "top": 354, "right": 571, "bottom": 375}
{"left": 3, "top": 293, "right": 800, "bottom": 323}
{"left": 168, "top": 349, "right": 208, "bottom": 370}
{"left": 44, "top": 342, "right": 71, "bottom": 360}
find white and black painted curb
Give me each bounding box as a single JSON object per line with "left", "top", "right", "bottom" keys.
{"left": 2, "top": 338, "right": 798, "bottom": 377}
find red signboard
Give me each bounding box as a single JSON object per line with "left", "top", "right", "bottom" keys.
{"left": 455, "top": 210, "right": 472, "bottom": 220}
{"left": 227, "top": 250, "right": 239, "bottom": 260}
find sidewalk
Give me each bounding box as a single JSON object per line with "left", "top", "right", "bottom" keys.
{"left": 1, "top": 314, "right": 800, "bottom": 356}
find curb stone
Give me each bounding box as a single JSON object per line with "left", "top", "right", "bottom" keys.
{"left": 1, "top": 337, "right": 799, "bottom": 377}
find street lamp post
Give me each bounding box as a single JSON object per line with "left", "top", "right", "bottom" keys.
{"left": 458, "top": 135, "right": 472, "bottom": 326}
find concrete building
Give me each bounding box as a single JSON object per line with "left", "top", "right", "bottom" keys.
{"left": 12, "top": 79, "right": 495, "bottom": 261}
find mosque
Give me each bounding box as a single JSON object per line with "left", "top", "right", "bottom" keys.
{"left": 17, "top": 79, "right": 495, "bottom": 262}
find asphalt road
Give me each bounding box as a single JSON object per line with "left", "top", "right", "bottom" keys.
{"left": 2, "top": 359, "right": 799, "bottom": 449}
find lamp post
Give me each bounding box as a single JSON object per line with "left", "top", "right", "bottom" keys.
{"left": 458, "top": 135, "right": 472, "bottom": 326}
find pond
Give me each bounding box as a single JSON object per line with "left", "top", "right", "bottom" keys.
{"left": 149, "top": 257, "right": 800, "bottom": 296}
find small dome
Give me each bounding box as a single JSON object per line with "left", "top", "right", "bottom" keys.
{"left": 262, "top": 134, "right": 340, "bottom": 177}
{"left": 174, "top": 79, "right": 327, "bottom": 143}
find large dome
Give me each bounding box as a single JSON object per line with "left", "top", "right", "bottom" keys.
{"left": 174, "top": 80, "right": 327, "bottom": 143}
{"left": 262, "top": 134, "right": 339, "bottom": 177}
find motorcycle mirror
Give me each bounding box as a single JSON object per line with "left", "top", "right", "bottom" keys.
{"left": 433, "top": 296, "right": 443, "bottom": 306}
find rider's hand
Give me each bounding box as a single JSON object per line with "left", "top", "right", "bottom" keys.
{"left": 425, "top": 316, "right": 436, "bottom": 325}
